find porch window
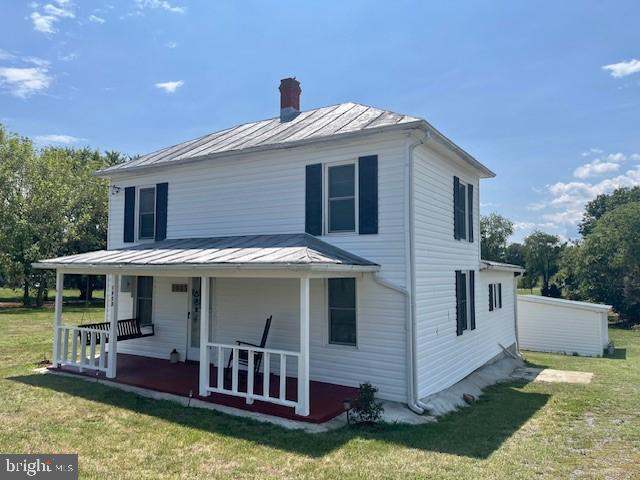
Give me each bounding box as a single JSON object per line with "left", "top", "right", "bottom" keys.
{"left": 136, "top": 276, "right": 153, "bottom": 325}
{"left": 327, "top": 164, "right": 356, "bottom": 233}
{"left": 328, "top": 278, "right": 357, "bottom": 346}
{"left": 138, "top": 187, "right": 156, "bottom": 240}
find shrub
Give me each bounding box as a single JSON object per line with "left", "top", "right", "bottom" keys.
{"left": 351, "top": 382, "right": 384, "bottom": 424}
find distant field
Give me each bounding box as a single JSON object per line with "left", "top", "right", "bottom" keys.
{"left": 517, "top": 287, "right": 541, "bottom": 296}
{"left": 0, "top": 287, "right": 105, "bottom": 304}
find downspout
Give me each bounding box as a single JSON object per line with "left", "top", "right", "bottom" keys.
{"left": 373, "top": 132, "right": 429, "bottom": 414}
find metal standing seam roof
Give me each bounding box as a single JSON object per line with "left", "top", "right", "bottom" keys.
{"left": 480, "top": 259, "right": 525, "bottom": 273}
{"left": 32, "top": 233, "right": 379, "bottom": 271}
{"left": 96, "top": 102, "right": 494, "bottom": 177}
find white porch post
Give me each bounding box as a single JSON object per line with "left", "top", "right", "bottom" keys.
{"left": 296, "top": 275, "right": 310, "bottom": 416}
{"left": 199, "top": 276, "right": 210, "bottom": 397}
{"left": 106, "top": 274, "right": 120, "bottom": 378}
{"left": 52, "top": 270, "right": 64, "bottom": 367}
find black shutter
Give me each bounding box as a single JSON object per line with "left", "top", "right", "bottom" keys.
{"left": 124, "top": 186, "right": 135, "bottom": 243}
{"left": 469, "top": 271, "right": 476, "bottom": 330}
{"left": 358, "top": 155, "right": 378, "bottom": 234}
{"left": 455, "top": 270, "right": 463, "bottom": 335}
{"left": 155, "top": 182, "right": 168, "bottom": 241}
{"left": 305, "top": 164, "right": 323, "bottom": 235}
{"left": 498, "top": 283, "right": 503, "bottom": 309}
{"left": 467, "top": 183, "right": 474, "bottom": 243}
{"left": 489, "top": 284, "right": 494, "bottom": 312}
{"left": 453, "top": 176, "right": 460, "bottom": 239}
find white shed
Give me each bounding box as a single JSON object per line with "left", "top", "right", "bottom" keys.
{"left": 517, "top": 295, "right": 611, "bottom": 357}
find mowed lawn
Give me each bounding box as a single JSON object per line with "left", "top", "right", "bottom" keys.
{"left": 1, "top": 306, "right": 639, "bottom": 479}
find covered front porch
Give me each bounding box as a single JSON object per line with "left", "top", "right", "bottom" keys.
{"left": 35, "top": 234, "right": 379, "bottom": 421}
{"left": 50, "top": 353, "right": 359, "bottom": 423}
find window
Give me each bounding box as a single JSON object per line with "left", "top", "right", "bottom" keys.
{"left": 327, "top": 164, "right": 356, "bottom": 233}
{"left": 328, "top": 278, "right": 357, "bottom": 346}
{"left": 454, "top": 177, "right": 474, "bottom": 242}
{"left": 489, "top": 283, "right": 503, "bottom": 311}
{"left": 138, "top": 187, "right": 156, "bottom": 240}
{"left": 456, "top": 182, "right": 467, "bottom": 240}
{"left": 455, "top": 270, "right": 476, "bottom": 335}
{"left": 136, "top": 276, "right": 153, "bottom": 325}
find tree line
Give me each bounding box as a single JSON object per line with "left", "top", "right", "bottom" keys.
{"left": 481, "top": 186, "right": 640, "bottom": 325}
{"left": 0, "top": 124, "right": 125, "bottom": 305}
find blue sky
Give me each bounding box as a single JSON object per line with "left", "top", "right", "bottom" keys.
{"left": 1, "top": 1, "right": 639, "bottom": 241}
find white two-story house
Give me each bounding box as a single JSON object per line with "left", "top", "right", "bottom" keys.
{"left": 36, "top": 78, "right": 522, "bottom": 423}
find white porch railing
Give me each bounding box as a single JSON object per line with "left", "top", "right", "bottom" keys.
{"left": 55, "top": 325, "right": 110, "bottom": 373}
{"left": 204, "top": 342, "right": 300, "bottom": 409}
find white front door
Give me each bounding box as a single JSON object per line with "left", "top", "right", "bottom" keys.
{"left": 186, "top": 277, "right": 201, "bottom": 361}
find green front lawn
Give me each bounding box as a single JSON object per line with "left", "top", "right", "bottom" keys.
{"left": 1, "top": 305, "right": 638, "bottom": 479}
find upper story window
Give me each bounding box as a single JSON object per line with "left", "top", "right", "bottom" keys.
{"left": 305, "top": 156, "right": 378, "bottom": 236}
{"left": 138, "top": 187, "right": 156, "bottom": 240}
{"left": 454, "top": 176, "right": 474, "bottom": 242}
{"left": 327, "top": 163, "right": 356, "bottom": 233}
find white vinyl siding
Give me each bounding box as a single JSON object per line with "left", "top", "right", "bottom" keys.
{"left": 413, "top": 143, "right": 516, "bottom": 398}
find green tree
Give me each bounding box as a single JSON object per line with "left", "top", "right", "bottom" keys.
{"left": 579, "top": 186, "right": 640, "bottom": 236}
{"left": 577, "top": 203, "right": 640, "bottom": 324}
{"left": 505, "top": 242, "right": 525, "bottom": 267}
{"left": 480, "top": 213, "right": 514, "bottom": 262}
{"left": 523, "top": 231, "right": 564, "bottom": 295}
{"left": 0, "top": 124, "right": 124, "bottom": 305}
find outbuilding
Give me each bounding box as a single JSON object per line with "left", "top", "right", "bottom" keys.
{"left": 517, "top": 295, "right": 610, "bottom": 357}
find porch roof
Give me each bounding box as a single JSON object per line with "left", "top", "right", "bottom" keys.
{"left": 33, "top": 233, "right": 379, "bottom": 273}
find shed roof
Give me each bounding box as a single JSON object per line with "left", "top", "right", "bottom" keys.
{"left": 33, "top": 233, "right": 379, "bottom": 272}
{"left": 480, "top": 259, "right": 525, "bottom": 273}
{"left": 97, "top": 102, "right": 494, "bottom": 178}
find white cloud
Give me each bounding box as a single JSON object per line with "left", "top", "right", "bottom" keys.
{"left": 155, "top": 80, "right": 183, "bottom": 93}
{"left": 34, "top": 134, "right": 85, "bottom": 145}
{"left": 30, "top": 12, "right": 57, "bottom": 33}
{"left": 0, "top": 66, "right": 52, "bottom": 98}
{"left": 88, "top": 14, "right": 105, "bottom": 23}
{"left": 30, "top": 0, "right": 76, "bottom": 34}
{"left": 0, "top": 49, "right": 16, "bottom": 61}
{"left": 574, "top": 159, "right": 620, "bottom": 179}
{"left": 165, "top": 41, "right": 177, "bottom": 48}
{"left": 43, "top": 2, "right": 74, "bottom": 18}
{"left": 581, "top": 148, "right": 603, "bottom": 157}
{"left": 544, "top": 164, "right": 640, "bottom": 227}
{"left": 602, "top": 59, "right": 640, "bottom": 78}
{"left": 135, "top": 0, "right": 185, "bottom": 14}
{"left": 573, "top": 152, "right": 628, "bottom": 179}
{"left": 59, "top": 52, "right": 77, "bottom": 61}
{"left": 526, "top": 201, "right": 546, "bottom": 211}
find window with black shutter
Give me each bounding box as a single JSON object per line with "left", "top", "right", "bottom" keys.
{"left": 454, "top": 177, "right": 474, "bottom": 242}
{"left": 456, "top": 270, "right": 476, "bottom": 335}
{"left": 489, "top": 283, "right": 503, "bottom": 311}
{"left": 309, "top": 156, "right": 379, "bottom": 236}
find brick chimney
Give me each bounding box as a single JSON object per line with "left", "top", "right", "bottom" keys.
{"left": 279, "top": 77, "right": 301, "bottom": 122}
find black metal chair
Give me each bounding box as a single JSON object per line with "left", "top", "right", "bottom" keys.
{"left": 226, "top": 315, "right": 272, "bottom": 380}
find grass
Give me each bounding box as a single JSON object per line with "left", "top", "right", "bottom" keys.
{"left": 0, "top": 287, "right": 104, "bottom": 304}
{"left": 1, "top": 306, "right": 639, "bottom": 479}
{"left": 517, "top": 287, "right": 542, "bottom": 296}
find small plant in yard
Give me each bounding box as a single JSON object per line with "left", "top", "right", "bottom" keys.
{"left": 351, "top": 382, "right": 384, "bottom": 424}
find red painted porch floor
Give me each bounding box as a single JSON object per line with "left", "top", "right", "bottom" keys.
{"left": 50, "top": 353, "right": 359, "bottom": 423}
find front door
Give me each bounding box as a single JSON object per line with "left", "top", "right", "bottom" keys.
{"left": 186, "top": 277, "right": 201, "bottom": 361}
